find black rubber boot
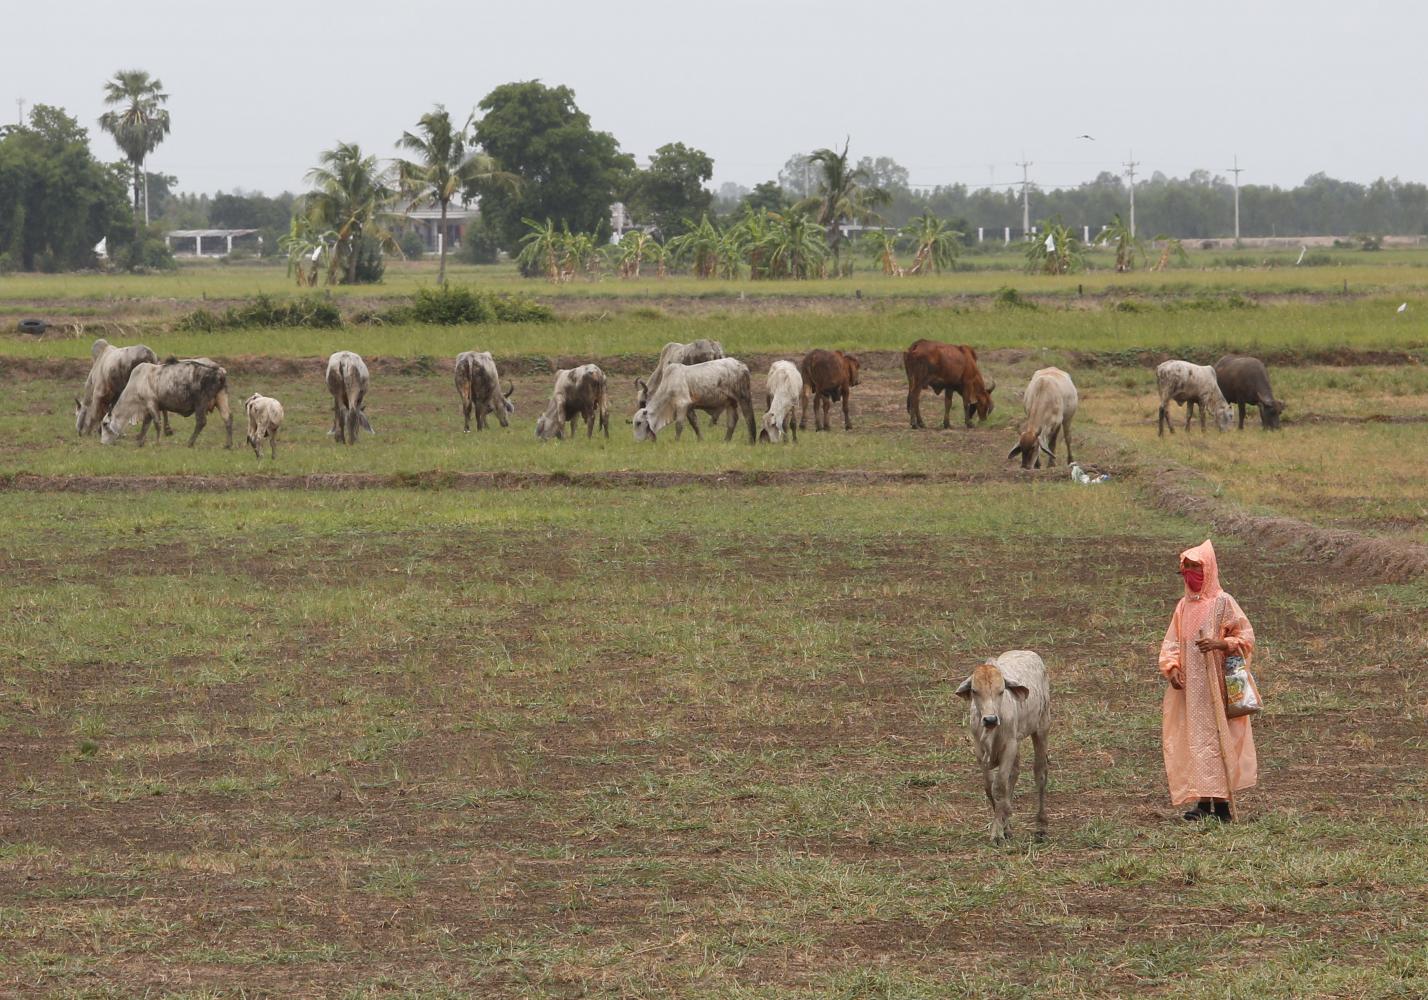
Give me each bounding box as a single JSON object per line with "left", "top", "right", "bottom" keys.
{"left": 1182, "top": 799, "right": 1213, "bottom": 821}
{"left": 1212, "top": 800, "right": 1232, "bottom": 822}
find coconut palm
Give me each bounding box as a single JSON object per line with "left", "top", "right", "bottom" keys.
{"left": 301, "top": 142, "right": 397, "bottom": 285}
{"left": 97, "top": 70, "right": 171, "bottom": 224}
{"left": 800, "top": 140, "right": 889, "bottom": 271}
{"left": 901, "top": 212, "right": 962, "bottom": 275}
{"left": 394, "top": 105, "right": 517, "bottom": 284}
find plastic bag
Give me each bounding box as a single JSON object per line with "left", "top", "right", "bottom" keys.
{"left": 1222, "top": 654, "right": 1263, "bottom": 718}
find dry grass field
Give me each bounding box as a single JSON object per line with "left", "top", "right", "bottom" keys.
{"left": 1, "top": 263, "right": 1426, "bottom": 997}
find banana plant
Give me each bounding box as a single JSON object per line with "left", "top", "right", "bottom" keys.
{"left": 901, "top": 212, "right": 962, "bottom": 275}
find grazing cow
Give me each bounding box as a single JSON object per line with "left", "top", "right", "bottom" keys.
{"left": 1156, "top": 360, "right": 1234, "bottom": 436}
{"left": 760, "top": 360, "right": 802, "bottom": 444}
{"left": 536, "top": 364, "right": 609, "bottom": 440}
{"left": 74, "top": 339, "right": 160, "bottom": 436}
{"left": 956, "top": 650, "right": 1051, "bottom": 843}
{"left": 244, "top": 393, "right": 285, "bottom": 460}
{"left": 454, "top": 351, "right": 515, "bottom": 431}
{"left": 1214, "top": 355, "right": 1284, "bottom": 430}
{"left": 798, "top": 349, "right": 862, "bottom": 431}
{"left": 326, "top": 351, "right": 373, "bottom": 445}
{"left": 1007, "top": 367, "right": 1079, "bottom": 469}
{"left": 635, "top": 339, "right": 728, "bottom": 432}
{"left": 633, "top": 358, "right": 757, "bottom": 444}
{"left": 903, "top": 339, "right": 996, "bottom": 429}
{"left": 100, "top": 358, "right": 233, "bottom": 448}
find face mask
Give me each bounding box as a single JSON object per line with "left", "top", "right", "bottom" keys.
{"left": 1181, "top": 567, "right": 1205, "bottom": 592}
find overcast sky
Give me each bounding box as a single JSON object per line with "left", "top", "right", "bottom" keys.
{"left": 5, "top": 0, "right": 1421, "bottom": 198}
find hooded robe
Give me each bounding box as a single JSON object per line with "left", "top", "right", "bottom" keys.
{"left": 1158, "top": 539, "right": 1257, "bottom": 805}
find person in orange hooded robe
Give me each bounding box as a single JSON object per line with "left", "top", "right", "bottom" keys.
{"left": 1158, "top": 539, "right": 1257, "bottom": 821}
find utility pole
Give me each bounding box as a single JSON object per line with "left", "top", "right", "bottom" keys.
{"left": 1123, "top": 151, "right": 1140, "bottom": 237}
{"left": 1017, "top": 158, "right": 1033, "bottom": 238}
{"left": 15, "top": 97, "right": 24, "bottom": 125}
{"left": 1228, "top": 154, "right": 1244, "bottom": 244}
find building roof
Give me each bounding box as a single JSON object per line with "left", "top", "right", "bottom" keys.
{"left": 166, "top": 229, "right": 261, "bottom": 238}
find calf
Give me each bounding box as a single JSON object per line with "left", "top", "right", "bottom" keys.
{"left": 633, "top": 358, "right": 757, "bottom": 444}
{"left": 244, "top": 393, "right": 285, "bottom": 460}
{"left": 1156, "top": 359, "right": 1234, "bottom": 436}
{"left": 956, "top": 650, "right": 1051, "bottom": 843}
{"left": 760, "top": 360, "right": 802, "bottom": 444}
{"left": 798, "top": 349, "right": 861, "bottom": 431}
{"left": 1007, "top": 367, "right": 1078, "bottom": 469}
{"left": 326, "top": 351, "right": 374, "bottom": 444}
{"left": 455, "top": 351, "right": 515, "bottom": 431}
{"left": 100, "top": 358, "right": 232, "bottom": 448}
{"left": 903, "top": 339, "right": 996, "bottom": 429}
{"left": 74, "top": 339, "right": 160, "bottom": 436}
{"left": 1214, "top": 354, "right": 1284, "bottom": 430}
{"left": 536, "top": 364, "right": 609, "bottom": 440}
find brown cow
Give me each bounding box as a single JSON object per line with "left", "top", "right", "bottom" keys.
{"left": 903, "top": 339, "right": 996, "bottom": 429}
{"left": 798, "top": 349, "right": 861, "bottom": 431}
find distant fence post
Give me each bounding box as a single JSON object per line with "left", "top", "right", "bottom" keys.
{"left": 1004, "top": 227, "right": 1010, "bottom": 245}
{"left": 1083, "top": 225, "right": 1090, "bottom": 243}
{"left": 978, "top": 227, "right": 984, "bottom": 243}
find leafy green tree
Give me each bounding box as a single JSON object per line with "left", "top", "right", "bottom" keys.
{"left": 394, "top": 104, "right": 517, "bottom": 284}
{"left": 0, "top": 104, "right": 129, "bottom": 271}
{"left": 800, "top": 140, "right": 889, "bottom": 271}
{"left": 299, "top": 142, "right": 397, "bottom": 284}
{"left": 97, "top": 70, "right": 171, "bottom": 224}
{"left": 629, "top": 142, "right": 713, "bottom": 238}
{"left": 472, "top": 81, "right": 634, "bottom": 248}
{"left": 742, "top": 181, "right": 789, "bottom": 216}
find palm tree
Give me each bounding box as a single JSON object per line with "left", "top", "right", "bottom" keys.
{"left": 860, "top": 230, "right": 902, "bottom": 275}
{"left": 394, "top": 105, "right": 517, "bottom": 284}
{"left": 97, "top": 70, "right": 171, "bottom": 225}
{"left": 800, "top": 140, "right": 889, "bottom": 272}
{"left": 901, "top": 212, "right": 962, "bottom": 275}
{"left": 301, "top": 142, "right": 396, "bottom": 285}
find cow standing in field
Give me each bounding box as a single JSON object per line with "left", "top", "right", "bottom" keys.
{"left": 1007, "top": 367, "right": 1078, "bottom": 469}
{"left": 74, "top": 339, "right": 162, "bottom": 436}
{"left": 903, "top": 339, "right": 996, "bottom": 429}
{"left": 326, "top": 351, "right": 373, "bottom": 445}
{"left": 100, "top": 358, "right": 233, "bottom": 448}
{"left": 635, "top": 339, "right": 727, "bottom": 432}
{"left": 244, "top": 393, "right": 285, "bottom": 460}
{"left": 1214, "top": 355, "right": 1285, "bottom": 430}
{"left": 798, "top": 349, "right": 861, "bottom": 432}
{"left": 633, "top": 358, "right": 757, "bottom": 444}
{"left": 536, "top": 364, "right": 609, "bottom": 440}
{"left": 760, "top": 360, "right": 802, "bottom": 444}
{"left": 956, "top": 650, "right": 1051, "bottom": 843}
{"left": 1156, "top": 360, "right": 1234, "bottom": 436}
{"left": 454, "top": 351, "right": 515, "bottom": 431}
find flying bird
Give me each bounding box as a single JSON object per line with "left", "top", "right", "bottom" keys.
{"left": 1076, "top": 134, "right": 1095, "bottom": 140}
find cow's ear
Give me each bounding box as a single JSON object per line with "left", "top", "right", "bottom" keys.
{"left": 955, "top": 677, "right": 973, "bottom": 699}
{"left": 1007, "top": 444, "right": 1023, "bottom": 461}
{"left": 1005, "top": 683, "right": 1030, "bottom": 703}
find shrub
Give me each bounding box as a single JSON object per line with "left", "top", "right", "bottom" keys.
{"left": 391, "top": 285, "right": 554, "bottom": 325}
{"left": 110, "top": 223, "right": 177, "bottom": 273}
{"left": 398, "top": 230, "right": 428, "bottom": 261}
{"left": 349, "top": 235, "right": 386, "bottom": 284}
{"left": 175, "top": 294, "right": 343, "bottom": 332}
{"left": 993, "top": 286, "right": 1036, "bottom": 310}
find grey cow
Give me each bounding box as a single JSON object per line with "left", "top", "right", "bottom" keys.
{"left": 956, "top": 650, "right": 1051, "bottom": 843}
{"left": 75, "top": 339, "right": 162, "bottom": 436}
{"left": 455, "top": 350, "right": 515, "bottom": 431}
{"left": 100, "top": 358, "right": 233, "bottom": 448}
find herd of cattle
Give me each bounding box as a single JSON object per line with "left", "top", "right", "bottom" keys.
{"left": 72, "top": 336, "right": 1287, "bottom": 463}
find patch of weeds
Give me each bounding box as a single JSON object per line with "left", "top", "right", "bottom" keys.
{"left": 994, "top": 286, "right": 1036, "bottom": 310}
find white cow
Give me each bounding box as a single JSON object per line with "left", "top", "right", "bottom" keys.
{"left": 1007, "top": 367, "right": 1078, "bottom": 469}
{"left": 100, "top": 358, "right": 232, "bottom": 448}
{"left": 74, "top": 339, "right": 160, "bottom": 436}
{"left": 244, "top": 393, "right": 285, "bottom": 460}
{"left": 326, "top": 351, "right": 373, "bottom": 444}
{"left": 632, "top": 358, "right": 757, "bottom": 444}
{"left": 760, "top": 360, "right": 802, "bottom": 444}
{"left": 956, "top": 650, "right": 1051, "bottom": 843}
{"left": 1156, "top": 360, "right": 1233, "bottom": 436}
